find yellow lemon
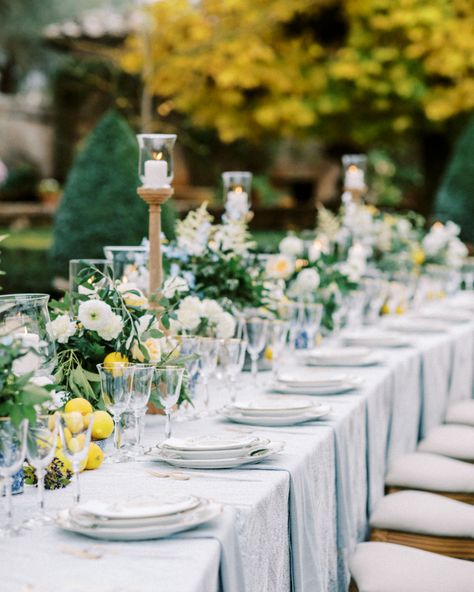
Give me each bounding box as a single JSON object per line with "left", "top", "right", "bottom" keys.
{"left": 56, "top": 435, "right": 62, "bottom": 449}
{"left": 103, "top": 352, "right": 128, "bottom": 367}
{"left": 396, "top": 304, "right": 406, "bottom": 315}
{"left": 411, "top": 248, "right": 425, "bottom": 266}
{"left": 48, "top": 412, "right": 59, "bottom": 431}
{"left": 67, "top": 433, "right": 86, "bottom": 454}
{"left": 264, "top": 346, "right": 273, "bottom": 361}
{"left": 381, "top": 303, "right": 390, "bottom": 315}
{"left": 55, "top": 449, "right": 87, "bottom": 473}
{"left": 83, "top": 413, "right": 92, "bottom": 429}
{"left": 65, "top": 397, "right": 93, "bottom": 416}
{"left": 64, "top": 411, "right": 84, "bottom": 434}
{"left": 86, "top": 443, "right": 104, "bottom": 470}
{"left": 91, "top": 410, "right": 114, "bottom": 440}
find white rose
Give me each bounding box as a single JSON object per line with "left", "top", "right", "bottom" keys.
{"left": 97, "top": 313, "right": 123, "bottom": 341}
{"left": 202, "top": 299, "right": 224, "bottom": 322}
{"left": 47, "top": 314, "right": 77, "bottom": 344}
{"left": 295, "top": 268, "right": 320, "bottom": 293}
{"left": 215, "top": 312, "right": 236, "bottom": 339}
{"left": 162, "top": 276, "right": 189, "bottom": 299}
{"left": 279, "top": 235, "right": 304, "bottom": 257}
{"left": 265, "top": 254, "right": 295, "bottom": 280}
{"left": 78, "top": 300, "right": 114, "bottom": 331}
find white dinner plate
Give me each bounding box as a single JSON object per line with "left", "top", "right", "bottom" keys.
{"left": 343, "top": 332, "right": 411, "bottom": 348}
{"left": 162, "top": 434, "right": 260, "bottom": 452}
{"left": 155, "top": 438, "right": 271, "bottom": 460}
{"left": 232, "top": 396, "right": 314, "bottom": 415}
{"left": 57, "top": 500, "right": 222, "bottom": 541}
{"left": 147, "top": 441, "right": 285, "bottom": 469}
{"left": 221, "top": 404, "right": 332, "bottom": 426}
{"left": 418, "top": 311, "right": 472, "bottom": 324}
{"left": 298, "top": 347, "right": 380, "bottom": 367}
{"left": 269, "top": 379, "right": 361, "bottom": 396}
{"left": 385, "top": 321, "right": 447, "bottom": 334}
{"left": 276, "top": 370, "right": 350, "bottom": 388}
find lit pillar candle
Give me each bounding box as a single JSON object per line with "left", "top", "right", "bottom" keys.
{"left": 344, "top": 165, "right": 365, "bottom": 191}
{"left": 12, "top": 331, "right": 41, "bottom": 375}
{"left": 144, "top": 159, "right": 168, "bottom": 187}
{"left": 226, "top": 188, "right": 249, "bottom": 219}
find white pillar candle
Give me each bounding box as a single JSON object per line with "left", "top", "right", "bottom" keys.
{"left": 144, "top": 159, "right": 168, "bottom": 187}
{"left": 12, "top": 331, "right": 41, "bottom": 376}
{"left": 344, "top": 166, "right": 365, "bottom": 191}
{"left": 226, "top": 191, "right": 249, "bottom": 219}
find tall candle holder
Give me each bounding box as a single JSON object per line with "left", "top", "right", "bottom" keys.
{"left": 222, "top": 171, "right": 253, "bottom": 222}
{"left": 342, "top": 154, "right": 367, "bottom": 203}
{"left": 136, "top": 134, "right": 177, "bottom": 299}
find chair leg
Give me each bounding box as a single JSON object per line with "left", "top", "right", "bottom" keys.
{"left": 370, "top": 528, "right": 474, "bottom": 560}
{"left": 385, "top": 486, "right": 474, "bottom": 505}
{"left": 348, "top": 579, "right": 359, "bottom": 592}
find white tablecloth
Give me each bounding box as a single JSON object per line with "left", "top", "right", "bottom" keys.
{"left": 2, "top": 299, "right": 474, "bottom": 592}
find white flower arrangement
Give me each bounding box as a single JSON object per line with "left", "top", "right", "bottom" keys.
{"left": 47, "top": 314, "right": 77, "bottom": 344}
{"left": 173, "top": 296, "right": 236, "bottom": 338}
{"left": 423, "top": 222, "right": 468, "bottom": 268}
{"left": 279, "top": 235, "right": 304, "bottom": 257}
{"left": 265, "top": 254, "right": 295, "bottom": 280}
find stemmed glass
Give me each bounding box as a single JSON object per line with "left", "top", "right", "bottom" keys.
{"left": 176, "top": 336, "right": 201, "bottom": 419}
{"left": 268, "top": 320, "right": 289, "bottom": 379}
{"left": 154, "top": 367, "right": 185, "bottom": 439}
{"left": 0, "top": 418, "right": 28, "bottom": 537}
{"left": 25, "top": 414, "right": 58, "bottom": 527}
{"left": 197, "top": 338, "right": 220, "bottom": 415}
{"left": 58, "top": 412, "right": 94, "bottom": 504}
{"left": 244, "top": 318, "right": 269, "bottom": 380}
{"left": 279, "top": 301, "right": 303, "bottom": 352}
{"left": 96, "top": 363, "right": 135, "bottom": 462}
{"left": 301, "top": 303, "right": 323, "bottom": 349}
{"left": 219, "top": 338, "right": 247, "bottom": 404}
{"left": 128, "top": 364, "right": 155, "bottom": 457}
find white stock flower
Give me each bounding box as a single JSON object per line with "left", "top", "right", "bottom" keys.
{"left": 78, "top": 299, "right": 114, "bottom": 331}
{"left": 213, "top": 221, "right": 254, "bottom": 255}
{"left": 97, "top": 313, "right": 123, "bottom": 341}
{"left": 47, "top": 314, "right": 77, "bottom": 344}
{"left": 265, "top": 254, "right": 295, "bottom": 280}
{"left": 176, "top": 202, "right": 213, "bottom": 256}
{"left": 176, "top": 296, "right": 203, "bottom": 331}
{"left": 162, "top": 276, "right": 189, "bottom": 299}
{"left": 279, "top": 235, "right": 304, "bottom": 257}
{"left": 202, "top": 299, "right": 224, "bottom": 321}
{"left": 294, "top": 268, "right": 320, "bottom": 293}
{"left": 215, "top": 312, "right": 236, "bottom": 339}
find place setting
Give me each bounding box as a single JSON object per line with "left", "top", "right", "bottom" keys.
{"left": 342, "top": 330, "right": 413, "bottom": 348}
{"left": 145, "top": 434, "right": 285, "bottom": 469}
{"left": 55, "top": 495, "right": 222, "bottom": 541}
{"left": 296, "top": 346, "right": 382, "bottom": 367}
{"left": 268, "top": 368, "right": 363, "bottom": 395}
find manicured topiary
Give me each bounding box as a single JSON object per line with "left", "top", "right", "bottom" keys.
{"left": 434, "top": 117, "right": 474, "bottom": 244}
{"left": 50, "top": 110, "right": 175, "bottom": 277}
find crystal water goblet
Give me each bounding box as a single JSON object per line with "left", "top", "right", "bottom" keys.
{"left": 176, "top": 336, "right": 201, "bottom": 419}
{"left": 25, "top": 414, "right": 58, "bottom": 527}
{"left": 301, "top": 302, "right": 323, "bottom": 349}
{"left": 244, "top": 318, "right": 269, "bottom": 380}
{"left": 58, "top": 412, "right": 94, "bottom": 505}
{"left": 267, "top": 320, "right": 289, "bottom": 379}
{"left": 219, "top": 338, "right": 247, "bottom": 404}
{"left": 197, "top": 337, "right": 220, "bottom": 415}
{"left": 96, "top": 363, "right": 135, "bottom": 462}
{"left": 128, "top": 364, "right": 155, "bottom": 457}
{"left": 0, "top": 418, "right": 28, "bottom": 537}
{"left": 154, "top": 367, "right": 185, "bottom": 439}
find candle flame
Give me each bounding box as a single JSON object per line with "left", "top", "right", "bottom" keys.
{"left": 348, "top": 165, "right": 359, "bottom": 172}
{"left": 234, "top": 186, "right": 243, "bottom": 193}
{"left": 152, "top": 151, "right": 163, "bottom": 161}
{"left": 433, "top": 221, "right": 444, "bottom": 229}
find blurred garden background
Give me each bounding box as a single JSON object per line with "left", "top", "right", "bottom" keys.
{"left": 0, "top": 0, "right": 473, "bottom": 294}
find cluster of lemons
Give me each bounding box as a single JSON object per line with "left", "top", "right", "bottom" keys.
{"left": 52, "top": 397, "right": 114, "bottom": 473}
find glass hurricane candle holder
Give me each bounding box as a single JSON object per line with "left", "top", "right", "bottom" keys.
{"left": 222, "top": 171, "right": 253, "bottom": 221}
{"left": 137, "top": 134, "right": 177, "bottom": 188}
{"left": 342, "top": 154, "right": 367, "bottom": 195}
{"left": 0, "top": 294, "right": 56, "bottom": 376}
{"left": 69, "top": 259, "right": 113, "bottom": 295}
{"left": 103, "top": 246, "right": 149, "bottom": 293}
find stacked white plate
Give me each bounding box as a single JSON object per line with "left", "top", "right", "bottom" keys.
{"left": 147, "top": 434, "right": 285, "bottom": 469}
{"left": 417, "top": 310, "right": 473, "bottom": 324}
{"left": 343, "top": 331, "right": 411, "bottom": 348}
{"left": 384, "top": 319, "right": 448, "bottom": 334}
{"left": 56, "top": 495, "right": 221, "bottom": 541}
{"left": 270, "top": 370, "right": 362, "bottom": 395}
{"left": 221, "top": 396, "right": 331, "bottom": 426}
{"left": 298, "top": 346, "right": 380, "bottom": 367}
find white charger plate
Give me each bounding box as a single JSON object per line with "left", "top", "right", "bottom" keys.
{"left": 71, "top": 496, "right": 200, "bottom": 520}
{"left": 343, "top": 333, "right": 411, "bottom": 348}
{"left": 232, "top": 396, "right": 314, "bottom": 415}
{"left": 148, "top": 441, "right": 285, "bottom": 469}
{"left": 276, "top": 370, "right": 350, "bottom": 388}
{"left": 221, "top": 404, "right": 332, "bottom": 426}
{"left": 155, "top": 438, "right": 271, "bottom": 460}
{"left": 162, "top": 434, "right": 259, "bottom": 452}
{"left": 57, "top": 500, "right": 222, "bottom": 541}
{"left": 385, "top": 321, "right": 447, "bottom": 334}
{"left": 269, "top": 381, "right": 360, "bottom": 396}
{"left": 418, "top": 311, "right": 472, "bottom": 324}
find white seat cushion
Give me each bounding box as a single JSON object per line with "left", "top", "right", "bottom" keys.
{"left": 385, "top": 452, "right": 474, "bottom": 492}
{"left": 350, "top": 542, "right": 474, "bottom": 592}
{"left": 370, "top": 491, "right": 474, "bottom": 537}
{"left": 446, "top": 400, "right": 474, "bottom": 427}
{"left": 418, "top": 424, "right": 474, "bottom": 461}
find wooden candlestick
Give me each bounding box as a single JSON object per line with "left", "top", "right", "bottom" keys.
{"left": 137, "top": 186, "right": 174, "bottom": 298}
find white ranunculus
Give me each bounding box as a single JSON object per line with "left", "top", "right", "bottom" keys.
{"left": 176, "top": 295, "right": 204, "bottom": 331}
{"left": 295, "top": 268, "right": 320, "bottom": 293}
{"left": 97, "top": 313, "right": 123, "bottom": 341}
{"left": 215, "top": 312, "right": 236, "bottom": 339}
{"left": 47, "top": 314, "right": 77, "bottom": 344}
{"left": 279, "top": 235, "right": 304, "bottom": 257}
{"left": 265, "top": 254, "right": 295, "bottom": 280}
{"left": 202, "top": 298, "right": 224, "bottom": 322}
{"left": 162, "top": 276, "right": 189, "bottom": 299}
{"left": 78, "top": 299, "right": 114, "bottom": 331}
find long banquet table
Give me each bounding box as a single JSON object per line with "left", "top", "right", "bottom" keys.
{"left": 2, "top": 298, "right": 474, "bottom": 592}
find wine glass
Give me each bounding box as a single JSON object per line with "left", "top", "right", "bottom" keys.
{"left": 58, "top": 412, "right": 94, "bottom": 505}
{"left": 176, "top": 336, "right": 201, "bottom": 419}
{"left": 128, "top": 364, "right": 155, "bottom": 457}
{"left": 267, "top": 320, "right": 289, "bottom": 379}
{"left": 154, "top": 367, "right": 185, "bottom": 439}
{"left": 197, "top": 338, "right": 220, "bottom": 415}
{"left": 244, "top": 318, "right": 269, "bottom": 380}
{"left": 279, "top": 301, "right": 303, "bottom": 352}
{"left": 96, "top": 363, "right": 135, "bottom": 463}
{"left": 25, "top": 414, "right": 58, "bottom": 527}
{"left": 301, "top": 303, "right": 323, "bottom": 349}
{"left": 219, "top": 338, "right": 247, "bottom": 404}
{"left": 0, "top": 418, "right": 28, "bottom": 537}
